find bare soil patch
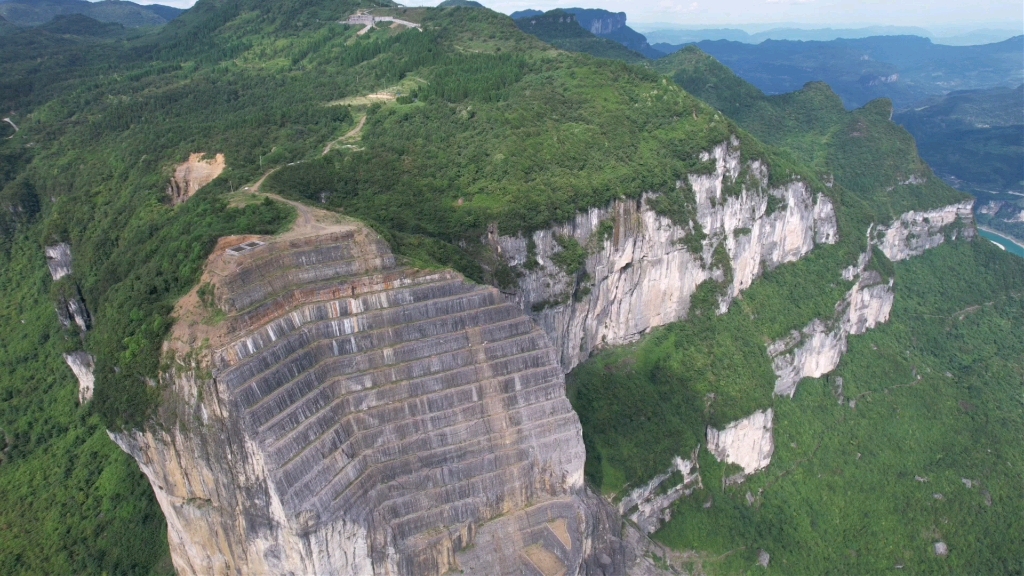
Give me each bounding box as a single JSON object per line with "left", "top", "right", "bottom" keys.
{"left": 167, "top": 153, "right": 226, "bottom": 205}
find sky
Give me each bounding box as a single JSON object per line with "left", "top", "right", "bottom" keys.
{"left": 130, "top": 0, "right": 1024, "bottom": 31}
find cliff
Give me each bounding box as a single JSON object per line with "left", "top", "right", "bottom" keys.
{"left": 497, "top": 139, "right": 838, "bottom": 372}
{"left": 770, "top": 200, "right": 974, "bottom": 397}
{"left": 110, "top": 205, "right": 661, "bottom": 575}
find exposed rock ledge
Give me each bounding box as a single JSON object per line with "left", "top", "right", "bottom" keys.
{"left": 496, "top": 139, "right": 838, "bottom": 372}
{"left": 45, "top": 242, "right": 72, "bottom": 280}
{"left": 706, "top": 409, "right": 775, "bottom": 476}
{"left": 63, "top": 352, "right": 95, "bottom": 404}
{"left": 110, "top": 204, "right": 666, "bottom": 576}
{"left": 618, "top": 446, "right": 702, "bottom": 535}
{"left": 167, "top": 153, "right": 226, "bottom": 205}
{"left": 876, "top": 200, "right": 974, "bottom": 261}
{"left": 770, "top": 200, "right": 974, "bottom": 397}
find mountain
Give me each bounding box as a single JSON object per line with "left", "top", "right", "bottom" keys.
{"left": 656, "top": 35, "right": 1024, "bottom": 109}
{"left": 641, "top": 25, "right": 1021, "bottom": 46}
{"left": 514, "top": 9, "right": 646, "bottom": 63}
{"left": 36, "top": 12, "right": 128, "bottom": 36}
{"left": 0, "top": 0, "right": 184, "bottom": 27}
{"left": 513, "top": 7, "right": 664, "bottom": 59}
{"left": 508, "top": 8, "right": 542, "bottom": 19}
{"left": 895, "top": 85, "right": 1024, "bottom": 242}
{"left": 436, "top": 0, "right": 485, "bottom": 7}
{"left": 0, "top": 1, "right": 1021, "bottom": 574}
{"left": 645, "top": 25, "right": 937, "bottom": 45}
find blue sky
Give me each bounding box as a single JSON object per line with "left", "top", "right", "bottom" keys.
{"left": 132, "top": 0, "right": 1024, "bottom": 31}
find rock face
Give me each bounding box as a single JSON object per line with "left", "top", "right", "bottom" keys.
{"left": 111, "top": 217, "right": 653, "bottom": 576}
{"left": 876, "top": 200, "right": 974, "bottom": 261}
{"left": 617, "top": 446, "right": 702, "bottom": 535}
{"left": 770, "top": 202, "right": 973, "bottom": 397}
{"left": 706, "top": 409, "right": 775, "bottom": 476}
{"left": 45, "top": 243, "right": 72, "bottom": 280}
{"left": 498, "top": 139, "right": 838, "bottom": 371}
{"left": 63, "top": 351, "right": 95, "bottom": 404}
{"left": 769, "top": 265, "right": 894, "bottom": 397}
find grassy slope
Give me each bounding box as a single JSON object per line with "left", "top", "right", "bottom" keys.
{"left": 567, "top": 47, "right": 1023, "bottom": 573}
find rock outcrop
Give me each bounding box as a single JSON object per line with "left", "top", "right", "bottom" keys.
{"left": 498, "top": 139, "right": 838, "bottom": 371}
{"left": 706, "top": 409, "right": 775, "bottom": 476}
{"left": 45, "top": 242, "right": 72, "bottom": 280}
{"left": 769, "top": 265, "right": 894, "bottom": 397}
{"left": 63, "top": 351, "right": 95, "bottom": 404}
{"left": 617, "top": 446, "right": 702, "bottom": 535}
{"left": 167, "top": 153, "right": 226, "bottom": 205}
{"left": 770, "top": 201, "right": 974, "bottom": 397}
{"left": 111, "top": 211, "right": 656, "bottom": 575}
{"left": 876, "top": 200, "right": 974, "bottom": 261}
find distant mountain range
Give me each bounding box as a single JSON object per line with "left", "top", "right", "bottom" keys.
{"left": 660, "top": 36, "right": 1024, "bottom": 110}
{"left": 0, "top": 0, "right": 183, "bottom": 27}
{"left": 641, "top": 26, "right": 1021, "bottom": 47}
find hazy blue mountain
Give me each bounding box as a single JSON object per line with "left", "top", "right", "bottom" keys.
{"left": 641, "top": 25, "right": 1020, "bottom": 46}
{"left": 508, "top": 8, "right": 542, "bottom": 19}
{"left": 657, "top": 35, "right": 1024, "bottom": 109}
{"left": 0, "top": 0, "right": 183, "bottom": 27}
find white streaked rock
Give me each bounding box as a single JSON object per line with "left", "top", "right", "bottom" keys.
{"left": 706, "top": 409, "right": 774, "bottom": 476}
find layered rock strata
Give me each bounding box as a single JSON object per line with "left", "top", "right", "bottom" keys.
{"left": 111, "top": 217, "right": 651, "bottom": 575}
{"left": 497, "top": 139, "right": 838, "bottom": 371}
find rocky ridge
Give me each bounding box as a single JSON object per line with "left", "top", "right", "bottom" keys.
{"left": 497, "top": 139, "right": 838, "bottom": 372}
{"left": 770, "top": 201, "right": 974, "bottom": 397}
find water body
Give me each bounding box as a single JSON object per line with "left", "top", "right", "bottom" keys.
{"left": 979, "top": 229, "right": 1024, "bottom": 259}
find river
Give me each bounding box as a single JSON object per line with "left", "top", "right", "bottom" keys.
{"left": 978, "top": 228, "right": 1024, "bottom": 259}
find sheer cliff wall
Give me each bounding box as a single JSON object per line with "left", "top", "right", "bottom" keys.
{"left": 110, "top": 217, "right": 657, "bottom": 575}
{"left": 496, "top": 140, "right": 838, "bottom": 372}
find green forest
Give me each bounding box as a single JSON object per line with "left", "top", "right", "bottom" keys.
{"left": 0, "top": 0, "right": 1021, "bottom": 573}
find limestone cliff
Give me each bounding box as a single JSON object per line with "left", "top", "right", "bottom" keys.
{"left": 770, "top": 200, "right": 974, "bottom": 397}
{"left": 706, "top": 409, "right": 775, "bottom": 476}
{"left": 496, "top": 139, "right": 838, "bottom": 371}
{"left": 63, "top": 351, "right": 95, "bottom": 404}
{"left": 110, "top": 206, "right": 661, "bottom": 576}
{"left": 45, "top": 242, "right": 72, "bottom": 281}
{"left": 876, "top": 201, "right": 975, "bottom": 261}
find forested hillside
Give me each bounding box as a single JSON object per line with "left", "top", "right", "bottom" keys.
{"left": 561, "top": 45, "right": 1024, "bottom": 573}
{"left": 0, "top": 1, "right": 1020, "bottom": 573}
